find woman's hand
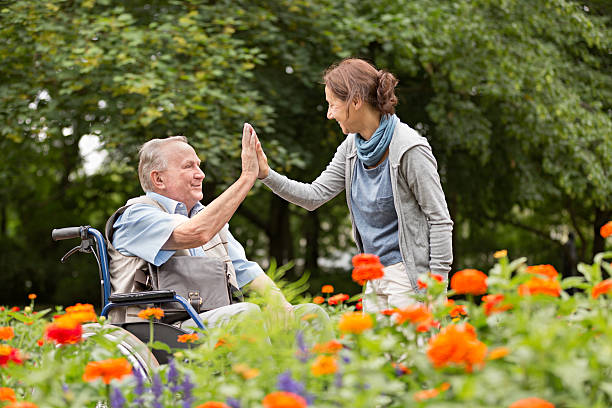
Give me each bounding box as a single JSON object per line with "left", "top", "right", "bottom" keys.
{"left": 252, "top": 127, "right": 270, "bottom": 179}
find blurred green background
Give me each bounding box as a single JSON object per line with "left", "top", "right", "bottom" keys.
{"left": 0, "top": 0, "right": 610, "bottom": 307}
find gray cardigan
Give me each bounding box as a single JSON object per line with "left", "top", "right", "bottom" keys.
{"left": 262, "top": 121, "right": 453, "bottom": 289}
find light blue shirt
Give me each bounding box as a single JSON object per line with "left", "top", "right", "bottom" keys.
{"left": 112, "top": 192, "right": 263, "bottom": 288}
{"left": 350, "top": 157, "right": 402, "bottom": 266}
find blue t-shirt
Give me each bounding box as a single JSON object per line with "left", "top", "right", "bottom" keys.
{"left": 112, "top": 192, "right": 263, "bottom": 288}
{"left": 350, "top": 157, "right": 402, "bottom": 266}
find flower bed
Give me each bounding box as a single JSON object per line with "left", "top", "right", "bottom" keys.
{"left": 1, "top": 251, "right": 611, "bottom": 408}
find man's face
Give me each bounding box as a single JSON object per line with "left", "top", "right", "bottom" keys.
{"left": 155, "top": 142, "right": 205, "bottom": 211}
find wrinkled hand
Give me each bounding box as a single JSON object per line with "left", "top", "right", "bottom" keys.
{"left": 241, "top": 123, "right": 259, "bottom": 180}
{"left": 252, "top": 127, "right": 270, "bottom": 179}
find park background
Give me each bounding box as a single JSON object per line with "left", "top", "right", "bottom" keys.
{"left": 0, "top": 0, "right": 610, "bottom": 308}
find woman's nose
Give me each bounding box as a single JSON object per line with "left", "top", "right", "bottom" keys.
{"left": 326, "top": 107, "right": 333, "bottom": 120}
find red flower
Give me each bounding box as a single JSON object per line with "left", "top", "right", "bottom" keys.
{"left": 312, "top": 340, "right": 343, "bottom": 354}
{"left": 10, "top": 307, "right": 19, "bottom": 312}
{"left": 509, "top": 397, "right": 555, "bottom": 408}
{"left": 45, "top": 315, "right": 83, "bottom": 345}
{"left": 592, "top": 279, "right": 612, "bottom": 299}
{"left": 427, "top": 323, "right": 487, "bottom": 372}
{"left": 262, "top": 391, "right": 307, "bottom": 408}
{"left": 518, "top": 277, "right": 561, "bottom": 297}
{"left": 417, "top": 278, "right": 428, "bottom": 289}
{"left": 0, "top": 345, "right": 23, "bottom": 366}
{"left": 600, "top": 221, "right": 612, "bottom": 238}
{"left": 482, "top": 294, "right": 512, "bottom": 316}
{"left": 355, "top": 301, "right": 362, "bottom": 311}
{"left": 321, "top": 285, "right": 334, "bottom": 294}
{"left": 352, "top": 253, "right": 380, "bottom": 267}
{"left": 83, "top": 358, "right": 132, "bottom": 384}
{"left": 450, "top": 269, "right": 488, "bottom": 295}
{"left": 0, "top": 327, "right": 15, "bottom": 341}
{"left": 4, "top": 403, "right": 38, "bottom": 408}
{"left": 525, "top": 265, "right": 558, "bottom": 279}
{"left": 327, "top": 293, "right": 349, "bottom": 305}
{"left": 352, "top": 264, "right": 384, "bottom": 285}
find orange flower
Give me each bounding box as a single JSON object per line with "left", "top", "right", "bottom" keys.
{"left": 0, "top": 387, "right": 16, "bottom": 402}
{"left": 592, "top": 279, "right": 612, "bottom": 299}
{"left": 417, "top": 278, "right": 428, "bottom": 289}
{"left": 352, "top": 264, "right": 384, "bottom": 285}
{"left": 0, "top": 327, "right": 15, "bottom": 341}
{"left": 82, "top": 358, "right": 132, "bottom": 384}
{"left": 518, "top": 277, "right": 561, "bottom": 297}
{"left": 232, "top": 363, "right": 260, "bottom": 379}
{"left": 64, "top": 303, "right": 97, "bottom": 324}
{"left": 312, "top": 340, "right": 343, "bottom": 354}
{"left": 493, "top": 249, "right": 508, "bottom": 259}
{"left": 509, "top": 397, "right": 555, "bottom": 408}
{"left": 327, "top": 293, "right": 349, "bottom": 306}
{"left": 262, "top": 391, "right": 307, "bottom": 408}
{"left": 10, "top": 307, "right": 19, "bottom": 312}
{"left": 321, "top": 285, "right": 334, "bottom": 294}
{"left": 600, "top": 221, "right": 612, "bottom": 238}
{"left": 195, "top": 403, "right": 230, "bottom": 408}
{"left": 413, "top": 388, "right": 439, "bottom": 401}
{"left": 525, "top": 265, "right": 558, "bottom": 279}
{"left": 380, "top": 309, "right": 396, "bottom": 316}
{"left": 391, "top": 362, "right": 412, "bottom": 375}
{"left": 391, "top": 304, "right": 437, "bottom": 332}
{"left": 45, "top": 315, "right": 82, "bottom": 345}
{"left": 312, "top": 296, "right": 324, "bottom": 305}
{"left": 4, "top": 403, "right": 38, "bottom": 408}
{"left": 137, "top": 307, "right": 164, "bottom": 320}
{"left": 446, "top": 299, "right": 467, "bottom": 318}
{"left": 487, "top": 346, "right": 510, "bottom": 360}
{"left": 352, "top": 253, "right": 380, "bottom": 267}
{"left": 427, "top": 323, "right": 487, "bottom": 372}
{"left": 482, "top": 294, "right": 513, "bottom": 316}
{"left": 28, "top": 294, "right": 37, "bottom": 300}
{"left": 338, "top": 312, "right": 373, "bottom": 334}
{"left": 450, "top": 269, "right": 488, "bottom": 295}
{"left": 310, "top": 354, "right": 338, "bottom": 376}
{"left": 0, "top": 345, "right": 22, "bottom": 366}
{"left": 177, "top": 333, "right": 199, "bottom": 343}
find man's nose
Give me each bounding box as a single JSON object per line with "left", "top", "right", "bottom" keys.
{"left": 196, "top": 167, "right": 205, "bottom": 179}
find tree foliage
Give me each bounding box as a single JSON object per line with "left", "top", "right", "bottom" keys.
{"left": 0, "top": 0, "right": 610, "bottom": 304}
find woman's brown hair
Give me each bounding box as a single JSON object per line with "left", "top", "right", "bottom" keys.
{"left": 323, "top": 58, "right": 398, "bottom": 115}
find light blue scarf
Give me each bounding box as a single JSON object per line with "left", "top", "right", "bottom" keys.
{"left": 355, "top": 114, "right": 399, "bottom": 167}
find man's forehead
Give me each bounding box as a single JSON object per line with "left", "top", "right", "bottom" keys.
{"left": 162, "top": 141, "right": 201, "bottom": 163}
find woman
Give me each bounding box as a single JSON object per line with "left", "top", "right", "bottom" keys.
{"left": 254, "top": 58, "right": 453, "bottom": 313}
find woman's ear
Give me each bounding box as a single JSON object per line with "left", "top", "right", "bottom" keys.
{"left": 353, "top": 98, "right": 363, "bottom": 111}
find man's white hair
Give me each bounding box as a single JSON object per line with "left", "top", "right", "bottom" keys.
{"left": 138, "top": 136, "right": 188, "bottom": 192}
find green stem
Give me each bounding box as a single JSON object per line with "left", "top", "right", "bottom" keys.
{"left": 149, "top": 318, "right": 154, "bottom": 348}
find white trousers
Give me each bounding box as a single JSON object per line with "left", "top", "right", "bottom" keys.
{"left": 363, "top": 262, "right": 415, "bottom": 314}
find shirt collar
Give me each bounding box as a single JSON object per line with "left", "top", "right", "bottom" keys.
{"left": 145, "top": 192, "right": 204, "bottom": 217}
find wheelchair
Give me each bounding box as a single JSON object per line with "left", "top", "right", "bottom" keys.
{"left": 52, "top": 225, "right": 207, "bottom": 377}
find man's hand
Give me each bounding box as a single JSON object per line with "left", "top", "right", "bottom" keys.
{"left": 241, "top": 123, "right": 259, "bottom": 180}
{"left": 252, "top": 127, "right": 270, "bottom": 179}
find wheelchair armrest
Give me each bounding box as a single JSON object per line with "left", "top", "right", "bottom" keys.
{"left": 109, "top": 290, "right": 176, "bottom": 303}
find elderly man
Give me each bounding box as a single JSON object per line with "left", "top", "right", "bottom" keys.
{"left": 106, "top": 124, "right": 311, "bottom": 329}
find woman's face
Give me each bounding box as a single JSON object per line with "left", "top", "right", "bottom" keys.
{"left": 325, "top": 86, "right": 358, "bottom": 135}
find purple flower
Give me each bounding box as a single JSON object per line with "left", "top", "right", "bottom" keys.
{"left": 295, "top": 330, "right": 309, "bottom": 362}
{"left": 226, "top": 397, "right": 241, "bottom": 408}
{"left": 167, "top": 359, "right": 180, "bottom": 393}
{"left": 152, "top": 373, "right": 163, "bottom": 408}
{"left": 277, "top": 370, "right": 315, "bottom": 405}
{"left": 334, "top": 372, "right": 343, "bottom": 388}
{"left": 110, "top": 386, "right": 126, "bottom": 408}
{"left": 182, "top": 373, "right": 195, "bottom": 408}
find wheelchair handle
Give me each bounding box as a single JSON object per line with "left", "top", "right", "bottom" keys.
{"left": 52, "top": 226, "right": 85, "bottom": 241}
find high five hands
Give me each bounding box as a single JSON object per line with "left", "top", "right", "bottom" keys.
{"left": 242, "top": 122, "right": 270, "bottom": 180}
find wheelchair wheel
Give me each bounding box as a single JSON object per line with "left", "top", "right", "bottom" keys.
{"left": 83, "top": 323, "right": 159, "bottom": 379}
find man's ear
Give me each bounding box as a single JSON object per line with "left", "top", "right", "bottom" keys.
{"left": 150, "top": 170, "right": 165, "bottom": 190}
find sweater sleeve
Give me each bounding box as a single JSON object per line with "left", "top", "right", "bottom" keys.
{"left": 260, "top": 138, "right": 349, "bottom": 211}
{"left": 401, "top": 145, "right": 454, "bottom": 278}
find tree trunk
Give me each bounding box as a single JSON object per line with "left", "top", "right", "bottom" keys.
{"left": 304, "top": 209, "right": 319, "bottom": 272}
{"left": 268, "top": 195, "right": 295, "bottom": 276}
{"left": 592, "top": 208, "right": 612, "bottom": 258}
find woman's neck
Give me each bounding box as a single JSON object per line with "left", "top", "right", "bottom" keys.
{"left": 357, "top": 109, "right": 382, "bottom": 140}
